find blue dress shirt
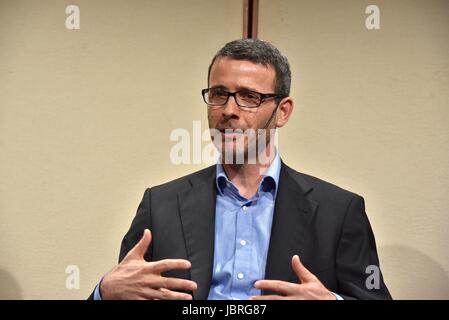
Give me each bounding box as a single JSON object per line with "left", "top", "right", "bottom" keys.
{"left": 207, "top": 152, "right": 281, "bottom": 300}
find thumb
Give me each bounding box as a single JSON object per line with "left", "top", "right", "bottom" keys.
{"left": 292, "top": 255, "right": 316, "bottom": 283}
{"left": 126, "top": 229, "right": 152, "bottom": 260}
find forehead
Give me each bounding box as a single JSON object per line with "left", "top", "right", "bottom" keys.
{"left": 209, "top": 57, "right": 276, "bottom": 92}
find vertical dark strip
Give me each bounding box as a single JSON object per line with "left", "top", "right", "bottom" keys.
{"left": 251, "top": 0, "right": 259, "bottom": 38}
{"left": 243, "top": 0, "right": 250, "bottom": 38}
{"left": 248, "top": 0, "right": 254, "bottom": 38}
{"left": 243, "top": 0, "right": 258, "bottom": 39}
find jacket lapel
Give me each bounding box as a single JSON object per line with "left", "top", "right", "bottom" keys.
{"left": 178, "top": 166, "right": 217, "bottom": 300}
{"left": 264, "top": 162, "right": 318, "bottom": 292}
{"left": 177, "top": 162, "right": 318, "bottom": 298}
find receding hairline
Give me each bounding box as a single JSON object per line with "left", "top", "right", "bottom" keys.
{"left": 207, "top": 56, "right": 277, "bottom": 88}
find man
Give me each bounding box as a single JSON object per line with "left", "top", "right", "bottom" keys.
{"left": 90, "top": 39, "right": 391, "bottom": 300}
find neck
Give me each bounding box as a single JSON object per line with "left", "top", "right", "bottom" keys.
{"left": 221, "top": 143, "right": 276, "bottom": 199}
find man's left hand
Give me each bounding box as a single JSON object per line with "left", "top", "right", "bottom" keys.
{"left": 250, "top": 255, "right": 336, "bottom": 300}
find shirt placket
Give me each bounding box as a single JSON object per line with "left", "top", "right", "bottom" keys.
{"left": 232, "top": 200, "right": 253, "bottom": 298}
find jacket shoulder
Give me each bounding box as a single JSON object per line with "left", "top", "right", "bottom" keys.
{"left": 302, "top": 172, "right": 359, "bottom": 198}
{"left": 284, "top": 163, "right": 361, "bottom": 202}
{"left": 149, "top": 165, "right": 216, "bottom": 195}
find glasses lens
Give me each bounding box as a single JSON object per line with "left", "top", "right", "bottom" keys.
{"left": 206, "top": 88, "right": 228, "bottom": 105}
{"left": 236, "top": 91, "right": 262, "bottom": 108}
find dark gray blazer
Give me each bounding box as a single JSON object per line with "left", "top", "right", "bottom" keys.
{"left": 91, "top": 161, "right": 392, "bottom": 300}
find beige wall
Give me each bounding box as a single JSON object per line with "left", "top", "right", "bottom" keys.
{"left": 0, "top": 0, "right": 447, "bottom": 299}
{"left": 259, "top": 0, "right": 449, "bottom": 299}
{"left": 0, "top": 0, "right": 242, "bottom": 299}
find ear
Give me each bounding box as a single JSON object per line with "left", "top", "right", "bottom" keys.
{"left": 275, "top": 97, "right": 294, "bottom": 128}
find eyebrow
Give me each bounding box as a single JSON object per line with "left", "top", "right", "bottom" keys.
{"left": 209, "top": 84, "right": 260, "bottom": 92}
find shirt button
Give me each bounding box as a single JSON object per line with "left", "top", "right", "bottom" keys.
{"left": 240, "top": 240, "right": 247, "bottom": 246}
{"left": 242, "top": 206, "right": 248, "bottom": 211}
{"left": 237, "top": 273, "right": 244, "bottom": 280}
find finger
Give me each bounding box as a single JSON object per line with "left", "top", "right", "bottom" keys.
{"left": 250, "top": 295, "right": 284, "bottom": 300}
{"left": 292, "top": 255, "right": 316, "bottom": 283}
{"left": 150, "top": 276, "right": 197, "bottom": 292}
{"left": 254, "top": 280, "right": 299, "bottom": 296}
{"left": 149, "top": 259, "right": 192, "bottom": 274}
{"left": 126, "top": 229, "right": 152, "bottom": 260}
{"left": 151, "top": 288, "right": 193, "bottom": 300}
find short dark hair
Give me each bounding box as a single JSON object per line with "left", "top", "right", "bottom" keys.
{"left": 207, "top": 38, "right": 291, "bottom": 98}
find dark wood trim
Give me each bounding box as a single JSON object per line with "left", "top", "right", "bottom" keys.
{"left": 243, "top": 0, "right": 259, "bottom": 39}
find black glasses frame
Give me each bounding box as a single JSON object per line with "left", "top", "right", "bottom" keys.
{"left": 201, "top": 88, "right": 285, "bottom": 109}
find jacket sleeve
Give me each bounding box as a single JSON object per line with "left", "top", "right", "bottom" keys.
{"left": 119, "top": 188, "right": 153, "bottom": 263}
{"left": 336, "top": 195, "right": 392, "bottom": 300}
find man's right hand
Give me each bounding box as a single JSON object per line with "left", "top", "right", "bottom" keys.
{"left": 100, "top": 229, "right": 197, "bottom": 300}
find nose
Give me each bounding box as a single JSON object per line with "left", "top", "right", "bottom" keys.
{"left": 221, "top": 94, "right": 241, "bottom": 118}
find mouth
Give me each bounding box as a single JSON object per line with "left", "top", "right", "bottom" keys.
{"left": 218, "top": 128, "right": 245, "bottom": 139}
{"left": 212, "top": 127, "right": 244, "bottom": 142}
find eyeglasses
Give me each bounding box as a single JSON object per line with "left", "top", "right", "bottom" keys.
{"left": 202, "top": 88, "right": 284, "bottom": 109}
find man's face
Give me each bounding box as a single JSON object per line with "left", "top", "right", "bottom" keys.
{"left": 207, "top": 57, "right": 278, "bottom": 163}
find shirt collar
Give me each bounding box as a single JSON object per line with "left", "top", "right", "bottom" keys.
{"left": 215, "top": 149, "right": 281, "bottom": 197}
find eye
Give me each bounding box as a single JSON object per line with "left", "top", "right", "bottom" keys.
{"left": 210, "top": 88, "right": 227, "bottom": 97}
{"left": 239, "top": 91, "right": 260, "bottom": 101}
